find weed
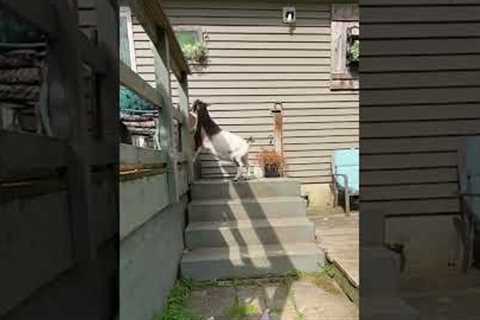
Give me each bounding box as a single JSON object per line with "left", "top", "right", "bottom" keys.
{"left": 225, "top": 299, "right": 258, "bottom": 320}
{"left": 154, "top": 278, "right": 203, "bottom": 320}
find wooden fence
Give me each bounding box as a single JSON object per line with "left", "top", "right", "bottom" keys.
{"left": 119, "top": 0, "right": 193, "bottom": 203}
{"left": 1, "top": 0, "right": 118, "bottom": 318}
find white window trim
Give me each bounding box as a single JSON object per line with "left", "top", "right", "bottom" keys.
{"left": 173, "top": 26, "right": 207, "bottom": 42}
{"left": 330, "top": 4, "right": 359, "bottom": 91}
{"left": 120, "top": 6, "right": 137, "bottom": 72}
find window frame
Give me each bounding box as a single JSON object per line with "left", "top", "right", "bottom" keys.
{"left": 330, "top": 4, "right": 359, "bottom": 91}
{"left": 119, "top": 6, "right": 137, "bottom": 72}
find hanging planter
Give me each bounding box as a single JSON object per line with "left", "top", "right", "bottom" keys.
{"left": 346, "top": 25, "right": 359, "bottom": 71}
{"left": 257, "top": 149, "right": 285, "bottom": 178}
{"left": 175, "top": 30, "right": 209, "bottom": 65}
{"left": 181, "top": 42, "right": 208, "bottom": 65}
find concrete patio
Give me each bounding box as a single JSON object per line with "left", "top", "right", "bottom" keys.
{"left": 185, "top": 276, "right": 358, "bottom": 320}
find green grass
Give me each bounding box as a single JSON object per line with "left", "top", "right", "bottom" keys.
{"left": 154, "top": 279, "right": 203, "bottom": 320}
{"left": 225, "top": 299, "right": 258, "bottom": 320}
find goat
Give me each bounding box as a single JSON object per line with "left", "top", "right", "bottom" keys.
{"left": 190, "top": 99, "right": 253, "bottom": 181}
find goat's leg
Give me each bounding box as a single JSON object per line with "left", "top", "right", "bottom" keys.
{"left": 241, "top": 153, "right": 250, "bottom": 180}
{"left": 233, "top": 157, "right": 244, "bottom": 182}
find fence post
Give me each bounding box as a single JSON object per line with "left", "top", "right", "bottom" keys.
{"left": 177, "top": 72, "right": 194, "bottom": 184}
{"left": 154, "top": 28, "right": 179, "bottom": 203}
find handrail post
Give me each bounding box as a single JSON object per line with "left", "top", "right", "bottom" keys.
{"left": 178, "top": 72, "right": 194, "bottom": 184}
{"left": 154, "top": 28, "right": 179, "bottom": 203}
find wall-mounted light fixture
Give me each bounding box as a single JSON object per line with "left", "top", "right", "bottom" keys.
{"left": 282, "top": 7, "right": 296, "bottom": 24}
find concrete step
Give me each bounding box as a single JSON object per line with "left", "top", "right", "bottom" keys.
{"left": 191, "top": 178, "right": 301, "bottom": 200}
{"left": 188, "top": 197, "right": 307, "bottom": 222}
{"left": 361, "top": 246, "right": 401, "bottom": 296}
{"left": 361, "top": 297, "right": 420, "bottom": 320}
{"left": 185, "top": 217, "right": 315, "bottom": 249}
{"left": 181, "top": 243, "right": 324, "bottom": 281}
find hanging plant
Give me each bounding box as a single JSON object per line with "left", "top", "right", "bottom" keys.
{"left": 181, "top": 42, "right": 208, "bottom": 65}
{"left": 347, "top": 39, "right": 359, "bottom": 65}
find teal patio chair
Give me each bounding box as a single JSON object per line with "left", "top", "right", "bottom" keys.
{"left": 331, "top": 148, "right": 359, "bottom": 215}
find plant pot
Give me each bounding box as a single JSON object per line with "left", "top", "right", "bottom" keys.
{"left": 264, "top": 166, "right": 281, "bottom": 178}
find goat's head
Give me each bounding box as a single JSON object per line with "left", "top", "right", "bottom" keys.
{"left": 189, "top": 99, "right": 209, "bottom": 134}
{"left": 191, "top": 99, "right": 208, "bottom": 115}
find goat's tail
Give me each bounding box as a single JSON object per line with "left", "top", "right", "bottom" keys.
{"left": 246, "top": 136, "right": 255, "bottom": 144}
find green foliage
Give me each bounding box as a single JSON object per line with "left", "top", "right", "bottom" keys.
{"left": 181, "top": 42, "right": 208, "bottom": 64}
{"left": 347, "top": 39, "right": 359, "bottom": 65}
{"left": 226, "top": 300, "right": 258, "bottom": 320}
{"left": 154, "top": 279, "right": 203, "bottom": 320}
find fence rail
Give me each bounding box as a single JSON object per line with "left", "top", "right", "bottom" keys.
{"left": 120, "top": 0, "right": 193, "bottom": 205}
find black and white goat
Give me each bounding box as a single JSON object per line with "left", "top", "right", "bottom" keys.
{"left": 189, "top": 99, "right": 253, "bottom": 181}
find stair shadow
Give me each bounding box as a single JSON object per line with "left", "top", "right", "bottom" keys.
{"left": 195, "top": 177, "right": 318, "bottom": 315}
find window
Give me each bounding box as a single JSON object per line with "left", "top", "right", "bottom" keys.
{"left": 119, "top": 6, "right": 136, "bottom": 71}
{"left": 330, "top": 4, "right": 359, "bottom": 91}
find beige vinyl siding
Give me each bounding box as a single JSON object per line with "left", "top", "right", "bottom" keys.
{"left": 361, "top": 1, "right": 480, "bottom": 218}
{"left": 132, "top": 0, "right": 357, "bottom": 183}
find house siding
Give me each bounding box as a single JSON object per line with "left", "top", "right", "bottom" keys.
{"left": 361, "top": 1, "right": 480, "bottom": 279}
{"left": 132, "top": 0, "right": 359, "bottom": 184}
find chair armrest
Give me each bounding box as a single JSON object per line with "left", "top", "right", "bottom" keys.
{"left": 333, "top": 173, "right": 350, "bottom": 192}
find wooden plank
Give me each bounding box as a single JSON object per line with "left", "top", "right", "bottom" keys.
{"left": 361, "top": 0, "right": 478, "bottom": 4}
{"left": 361, "top": 88, "right": 480, "bottom": 106}
{"left": 120, "top": 143, "right": 167, "bottom": 164}
{"left": 361, "top": 55, "right": 480, "bottom": 73}
{"left": 361, "top": 71, "right": 480, "bottom": 89}
{"left": 361, "top": 6, "right": 480, "bottom": 23}
{"left": 0, "top": 132, "right": 68, "bottom": 179}
{"left": 361, "top": 168, "right": 458, "bottom": 186}
{"left": 361, "top": 120, "right": 480, "bottom": 138}
{"left": 362, "top": 152, "right": 457, "bottom": 170}
{"left": 120, "top": 60, "right": 163, "bottom": 107}
{"left": 361, "top": 137, "right": 464, "bottom": 154}
{"left": 78, "top": 29, "right": 107, "bottom": 74}
{"left": 52, "top": 0, "right": 95, "bottom": 261}
{"left": 361, "top": 104, "right": 480, "bottom": 122}
{"left": 361, "top": 23, "right": 480, "bottom": 39}
{"left": 154, "top": 28, "right": 179, "bottom": 203}
{"left": 362, "top": 183, "right": 458, "bottom": 201}
{"left": 0, "top": 0, "right": 56, "bottom": 34}
{"left": 1, "top": 192, "right": 74, "bottom": 315}
{"left": 361, "top": 199, "right": 460, "bottom": 216}
{"left": 361, "top": 39, "right": 480, "bottom": 56}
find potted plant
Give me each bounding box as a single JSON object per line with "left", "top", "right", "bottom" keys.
{"left": 256, "top": 149, "right": 285, "bottom": 178}
{"left": 181, "top": 42, "right": 208, "bottom": 65}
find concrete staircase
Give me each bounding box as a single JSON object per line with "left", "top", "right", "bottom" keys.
{"left": 361, "top": 214, "right": 420, "bottom": 320}
{"left": 181, "top": 178, "right": 323, "bottom": 281}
